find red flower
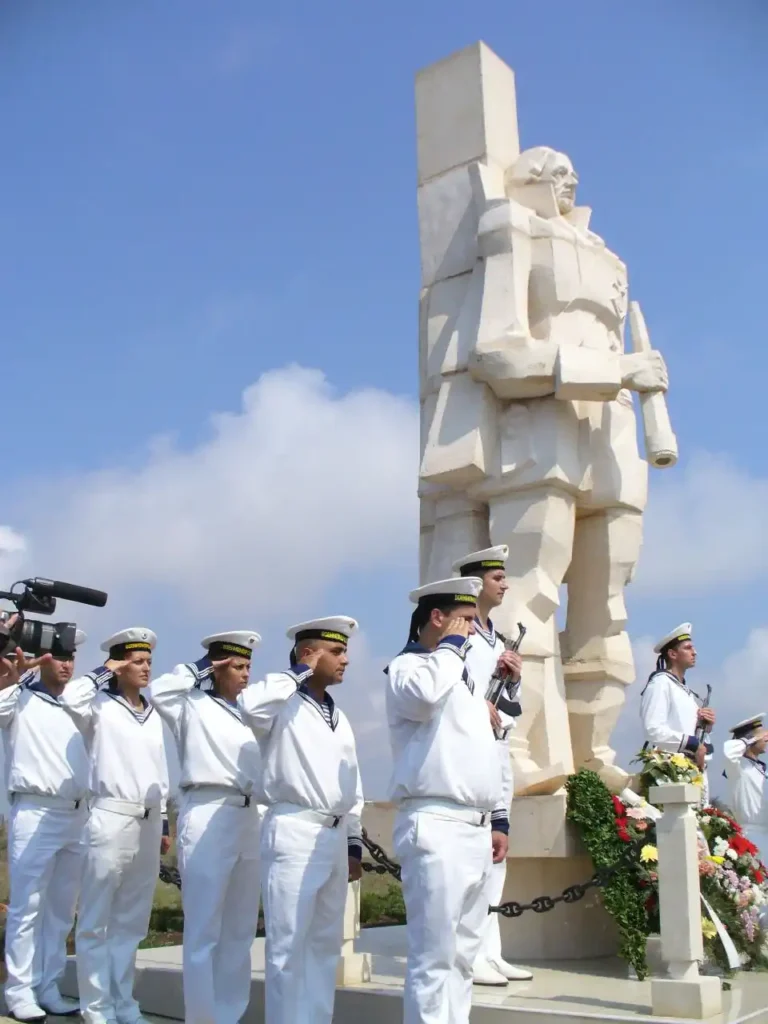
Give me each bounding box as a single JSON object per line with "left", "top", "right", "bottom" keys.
{"left": 730, "top": 834, "right": 757, "bottom": 857}
{"left": 617, "top": 826, "right": 631, "bottom": 843}
{"left": 615, "top": 816, "right": 629, "bottom": 829}
{"left": 755, "top": 870, "right": 765, "bottom": 884}
{"left": 644, "top": 893, "right": 657, "bottom": 910}
{"left": 612, "top": 796, "right": 625, "bottom": 815}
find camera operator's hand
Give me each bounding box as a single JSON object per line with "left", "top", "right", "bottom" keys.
{"left": 0, "top": 644, "right": 53, "bottom": 689}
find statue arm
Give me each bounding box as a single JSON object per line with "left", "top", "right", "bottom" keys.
{"left": 468, "top": 201, "right": 622, "bottom": 402}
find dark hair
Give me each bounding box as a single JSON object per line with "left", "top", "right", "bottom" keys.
{"left": 407, "top": 599, "right": 472, "bottom": 644}
{"left": 654, "top": 638, "right": 684, "bottom": 674}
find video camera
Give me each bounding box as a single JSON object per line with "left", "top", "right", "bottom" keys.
{"left": 0, "top": 578, "right": 108, "bottom": 660}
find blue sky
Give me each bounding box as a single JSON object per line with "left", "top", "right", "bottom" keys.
{"left": 1, "top": 0, "right": 766, "bottom": 796}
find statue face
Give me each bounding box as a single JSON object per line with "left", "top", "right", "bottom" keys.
{"left": 544, "top": 152, "right": 578, "bottom": 215}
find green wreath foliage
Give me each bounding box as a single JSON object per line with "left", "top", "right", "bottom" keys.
{"left": 566, "top": 769, "right": 651, "bottom": 979}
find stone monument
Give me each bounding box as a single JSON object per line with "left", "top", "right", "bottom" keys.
{"left": 416, "top": 42, "right": 675, "bottom": 800}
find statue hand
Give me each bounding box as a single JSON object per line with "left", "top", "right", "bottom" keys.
{"left": 620, "top": 351, "right": 668, "bottom": 393}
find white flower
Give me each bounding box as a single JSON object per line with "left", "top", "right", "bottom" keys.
{"left": 713, "top": 838, "right": 729, "bottom": 856}
{"left": 726, "top": 849, "right": 738, "bottom": 861}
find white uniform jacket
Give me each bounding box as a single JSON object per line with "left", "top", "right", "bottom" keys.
{"left": 465, "top": 620, "right": 518, "bottom": 813}
{"left": 149, "top": 658, "right": 262, "bottom": 800}
{"left": 723, "top": 739, "right": 768, "bottom": 833}
{"left": 385, "top": 636, "right": 506, "bottom": 829}
{"left": 60, "top": 668, "right": 170, "bottom": 817}
{"left": 640, "top": 670, "right": 703, "bottom": 756}
{"left": 238, "top": 666, "right": 363, "bottom": 856}
{"left": 0, "top": 673, "right": 90, "bottom": 804}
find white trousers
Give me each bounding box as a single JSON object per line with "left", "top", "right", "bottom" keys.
{"left": 261, "top": 806, "right": 349, "bottom": 1024}
{"left": 177, "top": 798, "right": 261, "bottom": 1024}
{"left": 476, "top": 738, "right": 512, "bottom": 965}
{"left": 76, "top": 807, "right": 163, "bottom": 1024}
{"left": 475, "top": 859, "right": 506, "bottom": 962}
{"left": 4, "top": 799, "right": 87, "bottom": 1013}
{"left": 395, "top": 806, "right": 492, "bottom": 1024}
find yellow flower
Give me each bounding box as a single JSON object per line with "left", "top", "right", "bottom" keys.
{"left": 670, "top": 754, "right": 689, "bottom": 769}
{"left": 707, "top": 855, "right": 725, "bottom": 865}
{"left": 640, "top": 845, "right": 658, "bottom": 863}
{"left": 701, "top": 917, "right": 717, "bottom": 940}
{"left": 692, "top": 772, "right": 703, "bottom": 787}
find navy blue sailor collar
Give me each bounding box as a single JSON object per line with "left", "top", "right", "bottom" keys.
{"left": 25, "top": 676, "right": 63, "bottom": 706}
{"left": 473, "top": 615, "right": 496, "bottom": 647}
{"left": 298, "top": 681, "right": 339, "bottom": 731}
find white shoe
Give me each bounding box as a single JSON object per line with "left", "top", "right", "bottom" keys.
{"left": 472, "top": 958, "right": 509, "bottom": 986}
{"left": 7, "top": 1000, "right": 47, "bottom": 1023}
{"left": 488, "top": 957, "right": 533, "bottom": 981}
{"left": 37, "top": 991, "right": 80, "bottom": 1016}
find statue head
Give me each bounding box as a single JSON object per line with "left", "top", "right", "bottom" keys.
{"left": 506, "top": 146, "right": 578, "bottom": 216}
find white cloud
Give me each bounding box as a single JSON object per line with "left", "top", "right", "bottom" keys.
{"left": 2, "top": 366, "right": 418, "bottom": 625}
{"left": 635, "top": 452, "right": 768, "bottom": 594}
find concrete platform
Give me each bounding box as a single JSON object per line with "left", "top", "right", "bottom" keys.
{"left": 55, "top": 927, "right": 768, "bottom": 1024}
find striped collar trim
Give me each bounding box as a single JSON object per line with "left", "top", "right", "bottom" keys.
{"left": 298, "top": 683, "right": 339, "bottom": 731}
{"left": 104, "top": 688, "right": 155, "bottom": 724}
{"left": 206, "top": 690, "right": 244, "bottom": 723}
{"left": 473, "top": 616, "right": 496, "bottom": 647}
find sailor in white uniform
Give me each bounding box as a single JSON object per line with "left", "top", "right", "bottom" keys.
{"left": 60, "top": 628, "right": 170, "bottom": 1024}
{"left": 386, "top": 577, "right": 508, "bottom": 1024}
{"left": 639, "top": 623, "right": 716, "bottom": 803}
{"left": 239, "top": 616, "right": 363, "bottom": 1024}
{"left": 451, "top": 547, "right": 532, "bottom": 987}
{"left": 0, "top": 629, "right": 88, "bottom": 1023}
{"left": 150, "top": 630, "right": 263, "bottom": 1024}
{"left": 724, "top": 714, "right": 768, "bottom": 859}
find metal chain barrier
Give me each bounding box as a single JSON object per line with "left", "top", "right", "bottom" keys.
{"left": 360, "top": 829, "right": 645, "bottom": 917}
{"left": 159, "top": 863, "right": 182, "bottom": 889}
{"left": 361, "top": 828, "right": 402, "bottom": 881}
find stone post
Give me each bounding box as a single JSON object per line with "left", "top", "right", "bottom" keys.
{"left": 649, "top": 784, "right": 722, "bottom": 1018}
{"left": 335, "top": 881, "right": 371, "bottom": 986}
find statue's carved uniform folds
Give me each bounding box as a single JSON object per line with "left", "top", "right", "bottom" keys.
{"left": 416, "top": 46, "right": 671, "bottom": 795}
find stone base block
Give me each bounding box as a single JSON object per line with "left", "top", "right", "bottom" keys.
{"left": 651, "top": 976, "right": 723, "bottom": 1019}
{"left": 336, "top": 952, "right": 371, "bottom": 985}
{"left": 498, "top": 854, "right": 619, "bottom": 959}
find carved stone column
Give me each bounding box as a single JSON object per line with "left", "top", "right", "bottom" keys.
{"left": 335, "top": 880, "right": 371, "bottom": 986}
{"left": 649, "top": 784, "right": 722, "bottom": 1018}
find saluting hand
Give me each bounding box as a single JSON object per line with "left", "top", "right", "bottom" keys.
{"left": 296, "top": 647, "right": 324, "bottom": 673}
{"left": 437, "top": 617, "right": 470, "bottom": 643}
{"left": 1, "top": 645, "right": 54, "bottom": 688}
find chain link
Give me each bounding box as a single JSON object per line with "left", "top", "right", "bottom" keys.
{"left": 361, "top": 828, "right": 402, "bottom": 881}
{"left": 159, "top": 863, "right": 182, "bottom": 889}
{"left": 360, "top": 828, "right": 644, "bottom": 918}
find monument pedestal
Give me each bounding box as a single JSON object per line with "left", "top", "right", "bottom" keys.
{"left": 500, "top": 793, "right": 619, "bottom": 959}
{"left": 363, "top": 796, "right": 619, "bottom": 962}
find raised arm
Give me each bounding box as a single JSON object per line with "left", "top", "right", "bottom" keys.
{"left": 238, "top": 668, "right": 305, "bottom": 735}
{"left": 149, "top": 659, "right": 206, "bottom": 729}
{"left": 387, "top": 633, "right": 470, "bottom": 723}
{"left": 59, "top": 669, "right": 107, "bottom": 736}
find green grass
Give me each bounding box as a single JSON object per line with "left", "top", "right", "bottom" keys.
{"left": 1, "top": 822, "right": 405, "bottom": 952}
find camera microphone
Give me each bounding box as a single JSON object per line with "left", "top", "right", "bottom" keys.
{"left": 25, "top": 579, "right": 108, "bottom": 608}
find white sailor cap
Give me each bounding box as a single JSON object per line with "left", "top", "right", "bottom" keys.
{"left": 409, "top": 577, "right": 483, "bottom": 607}
{"left": 730, "top": 714, "right": 766, "bottom": 743}
{"left": 100, "top": 627, "right": 157, "bottom": 658}
{"left": 286, "top": 616, "right": 358, "bottom": 647}
{"left": 201, "top": 630, "right": 261, "bottom": 661}
{"left": 653, "top": 622, "right": 693, "bottom": 654}
{"left": 75, "top": 629, "right": 87, "bottom": 647}
{"left": 451, "top": 545, "right": 509, "bottom": 577}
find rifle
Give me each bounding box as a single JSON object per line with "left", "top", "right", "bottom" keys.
{"left": 485, "top": 623, "right": 526, "bottom": 739}
{"left": 695, "top": 683, "right": 714, "bottom": 754}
